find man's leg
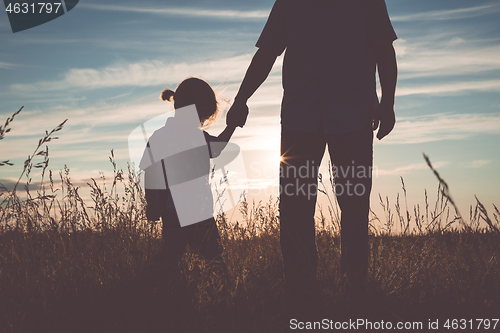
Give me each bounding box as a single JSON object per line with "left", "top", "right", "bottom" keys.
{"left": 280, "top": 126, "right": 326, "bottom": 287}
{"left": 327, "top": 125, "right": 373, "bottom": 286}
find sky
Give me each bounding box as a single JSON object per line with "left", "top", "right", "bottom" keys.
{"left": 1, "top": 0, "right": 500, "bottom": 230}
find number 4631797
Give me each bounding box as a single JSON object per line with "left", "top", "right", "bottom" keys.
{"left": 444, "top": 319, "right": 499, "bottom": 330}
{"left": 6, "top": 3, "right": 62, "bottom": 14}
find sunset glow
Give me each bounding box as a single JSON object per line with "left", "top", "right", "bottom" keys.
{"left": 1, "top": 0, "right": 499, "bottom": 229}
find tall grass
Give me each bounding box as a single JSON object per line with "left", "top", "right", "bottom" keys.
{"left": 1, "top": 108, "right": 499, "bottom": 333}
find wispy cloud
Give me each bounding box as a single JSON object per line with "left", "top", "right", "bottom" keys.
{"left": 397, "top": 79, "right": 500, "bottom": 96}
{"left": 392, "top": 3, "right": 500, "bottom": 22}
{"left": 233, "top": 178, "right": 277, "bottom": 190}
{"left": 396, "top": 38, "right": 500, "bottom": 80}
{"left": 0, "top": 61, "right": 16, "bottom": 69}
{"left": 2, "top": 101, "right": 168, "bottom": 137}
{"left": 381, "top": 113, "right": 500, "bottom": 144}
{"left": 11, "top": 32, "right": 500, "bottom": 99}
{"left": 10, "top": 54, "right": 257, "bottom": 91}
{"left": 80, "top": 3, "right": 269, "bottom": 20}
{"left": 377, "top": 161, "right": 449, "bottom": 176}
{"left": 471, "top": 160, "right": 491, "bottom": 168}
{"left": 460, "top": 160, "right": 491, "bottom": 169}
{"left": 10, "top": 38, "right": 81, "bottom": 45}
{"left": 392, "top": 33, "right": 500, "bottom": 96}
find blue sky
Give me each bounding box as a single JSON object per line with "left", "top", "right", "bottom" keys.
{"left": 1, "top": 0, "right": 499, "bottom": 228}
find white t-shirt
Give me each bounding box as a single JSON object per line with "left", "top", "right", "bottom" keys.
{"left": 256, "top": 0, "right": 397, "bottom": 134}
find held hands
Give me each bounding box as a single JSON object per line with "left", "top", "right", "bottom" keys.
{"left": 226, "top": 98, "right": 249, "bottom": 128}
{"left": 372, "top": 99, "right": 395, "bottom": 140}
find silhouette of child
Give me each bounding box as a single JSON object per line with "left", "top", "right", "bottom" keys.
{"left": 140, "top": 78, "right": 236, "bottom": 272}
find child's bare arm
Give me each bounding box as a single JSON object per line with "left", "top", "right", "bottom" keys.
{"left": 215, "top": 125, "right": 237, "bottom": 144}
{"left": 206, "top": 125, "right": 237, "bottom": 158}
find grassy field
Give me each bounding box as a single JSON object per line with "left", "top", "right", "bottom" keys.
{"left": 1, "top": 109, "right": 499, "bottom": 332}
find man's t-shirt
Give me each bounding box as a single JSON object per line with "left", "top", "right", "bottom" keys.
{"left": 256, "top": 0, "right": 397, "bottom": 134}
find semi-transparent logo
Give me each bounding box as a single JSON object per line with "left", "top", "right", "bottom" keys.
{"left": 128, "top": 104, "right": 246, "bottom": 227}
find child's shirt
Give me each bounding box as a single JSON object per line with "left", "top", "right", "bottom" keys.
{"left": 140, "top": 113, "right": 217, "bottom": 226}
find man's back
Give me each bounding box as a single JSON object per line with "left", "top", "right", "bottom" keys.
{"left": 256, "top": 0, "right": 397, "bottom": 134}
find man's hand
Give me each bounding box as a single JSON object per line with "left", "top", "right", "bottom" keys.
{"left": 226, "top": 98, "right": 249, "bottom": 128}
{"left": 372, "top": 43, "right": 397, "bottom": 140}
{"left": 372, "top": 100, "right": 395, "bottom": 140}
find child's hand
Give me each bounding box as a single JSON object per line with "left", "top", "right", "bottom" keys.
{"left": 226, "top": 99, "right": 249, "bottom": 128}
{"left": 372, "top": 100, "right": 395, "bottom": 140}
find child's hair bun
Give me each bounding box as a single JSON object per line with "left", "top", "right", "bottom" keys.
{"left": 160, "top": 89, "right": 175, "bottom": 102}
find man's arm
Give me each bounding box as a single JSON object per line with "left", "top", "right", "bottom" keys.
{"left": 227, "top": 48, "right": 278, "bottom": 127}
{"left": 373, "top": 43, "right": 398, "bottom": 140}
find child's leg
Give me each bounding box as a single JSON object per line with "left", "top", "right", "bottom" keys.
{"left": 158, "top": 209, "right": 187, "bottom": 267}
{"left": 187, "top": 217, "right": 224, "bottom": 264}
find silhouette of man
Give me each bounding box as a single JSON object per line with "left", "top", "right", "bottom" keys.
{"left": 227, "top": 0, "right": 397, "bottom": 307}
